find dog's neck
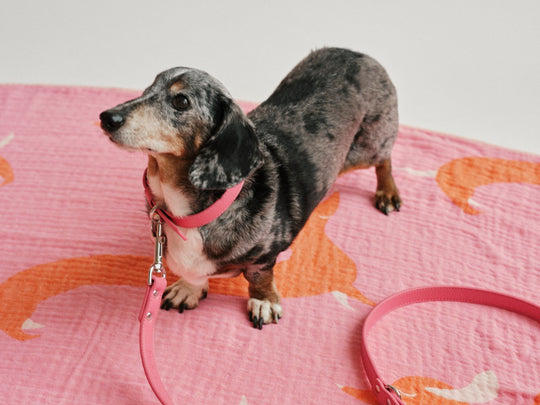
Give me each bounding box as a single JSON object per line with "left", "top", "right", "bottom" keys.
{"left": 146, "top": 154, "right": 199, "bottom": 218}
{"left": 147, "top": 154, "right": 239, "bottom": 220}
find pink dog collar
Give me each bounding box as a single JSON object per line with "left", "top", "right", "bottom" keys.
{"left": 143, "top": 169, "right": 244, "bottom": 240}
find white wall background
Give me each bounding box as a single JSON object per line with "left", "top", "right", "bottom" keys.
{"left": 1, "top": 0, "right": 538, "bottom": 154}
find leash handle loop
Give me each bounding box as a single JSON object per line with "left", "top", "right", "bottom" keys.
{"left": 361, "top": 287, "right": 540, "bottom": 405}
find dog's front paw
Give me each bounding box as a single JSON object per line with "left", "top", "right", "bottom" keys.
{"left": 161, "top": 279, "right": 208, "bottom": 313}
{"left": 247, "top": 298, "right": 283, "bottom": 329}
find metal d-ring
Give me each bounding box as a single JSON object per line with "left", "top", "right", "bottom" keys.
{"left": 147, "top": 263, "right": 165, "bottom": 286}
{"left": 149, "top": 205, "right": 161, "bottom": 221}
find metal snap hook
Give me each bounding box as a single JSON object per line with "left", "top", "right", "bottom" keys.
{"left": 147, "top": 206, "right": 167, "bottom": 285}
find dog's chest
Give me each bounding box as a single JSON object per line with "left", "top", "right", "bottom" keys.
{"left": 146, "top": 172, "right": 191, "bottom": 217}
{"left": 146, "top": 172, "right": 217, "bottom": 285}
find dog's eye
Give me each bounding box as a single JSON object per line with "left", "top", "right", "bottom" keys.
{"left": 172, "top": 94, "right": 190, "bottom": 110}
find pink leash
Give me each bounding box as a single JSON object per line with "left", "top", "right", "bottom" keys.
{"left": 138, "top": 171, "right": 540, "bottom": 405}
{"left": 139, "top": 274, "right": 171, "bottom": 405}
{"left": 139, "top": 171, "right": 244, "bottom": 404}
{"left": 361, "top": 287, "right": 540, "bottom": 405}
{"left": 139, "top": 207, "right": 173, "bottom": 405}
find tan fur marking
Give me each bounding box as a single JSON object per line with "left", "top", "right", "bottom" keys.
{"left": 128, "top": 105, "right": 183, "bottom": 153}
{"left": 375, "top": 158, "right": 402, "bottom": 212}
{"left": 147, "top": 155, "right": 158, "bottom": 177}
{"left": 170, "top": 81, "right": 185, "bottom": 94}
{"left": 375, "top": 159, "right": 397, "bottom": 194}
{"left": 153, "top": 154, "right": 194, "bottom": 188}
{"left": 246, "top": 269, "right": 281, "bottom": 304}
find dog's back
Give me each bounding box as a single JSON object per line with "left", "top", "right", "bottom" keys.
{"left": 248, "top": 47, "right": 399, "bottom": 227}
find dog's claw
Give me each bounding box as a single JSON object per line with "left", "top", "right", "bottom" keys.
{"left": 161, "top": 299, "right": 172, "bottom": 311}
{"left": 250, "top": 316, "right": 264, "bottom": 329}
{"left": 178, "top": 302, "right": 188, "bottom": 314}
{"left": 273, "top": 313, "right": 280, "bottom": 324}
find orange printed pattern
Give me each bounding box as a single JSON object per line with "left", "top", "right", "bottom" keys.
{"left": 0, "top": 255, "right": 154, "bottom": 341}
{"left": 341, "top": 376, "right": 469, "bottom": 405}
{"left": 0, "top": 156, "right": 14, "bottom": 187}
{"left": 0, "top": 133, "right": 14, "bottom": 186}
{"left": 341, "top": 371, "right": 501, "bottom": 404}
{"left": 436, "top": 157, "right": 540, "bottom": 214}
{"left": 0, "top": 191, "right": 373, "bottom": 341}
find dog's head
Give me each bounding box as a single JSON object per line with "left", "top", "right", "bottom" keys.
{"left": 100, "top": 67, "right": 263, "bottom": 189}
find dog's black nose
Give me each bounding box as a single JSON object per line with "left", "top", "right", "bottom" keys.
{"left": 99, "top": 110, "right": 125, "bottom": 132}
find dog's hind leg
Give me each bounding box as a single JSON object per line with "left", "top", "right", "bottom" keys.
{"left": 340, "top": 104, "right": 401, "bottom": 214}
{"left": 244, "top": 265, "right": 282, "bottom": 329}
{"left": 375, "top": 158, "right": 401, "bottom": 215}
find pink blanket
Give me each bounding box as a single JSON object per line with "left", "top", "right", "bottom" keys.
{"left": 1, "top": 84, "right": 539, "bottom": 404}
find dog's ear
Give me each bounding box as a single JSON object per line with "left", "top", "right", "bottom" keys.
{"left": 189, "top": 99, "right": 263, "bottom": 189}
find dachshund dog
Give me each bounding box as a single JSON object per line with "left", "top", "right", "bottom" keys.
{"left": 100, "top": 47, "right": 401, "bottom": 329}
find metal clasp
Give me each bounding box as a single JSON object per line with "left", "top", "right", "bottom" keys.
{"left": 148, "top": 206, "right": 166, "bottom": 285}
{"left": 385, "top": 384, "right": 402, "bottom": 400}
